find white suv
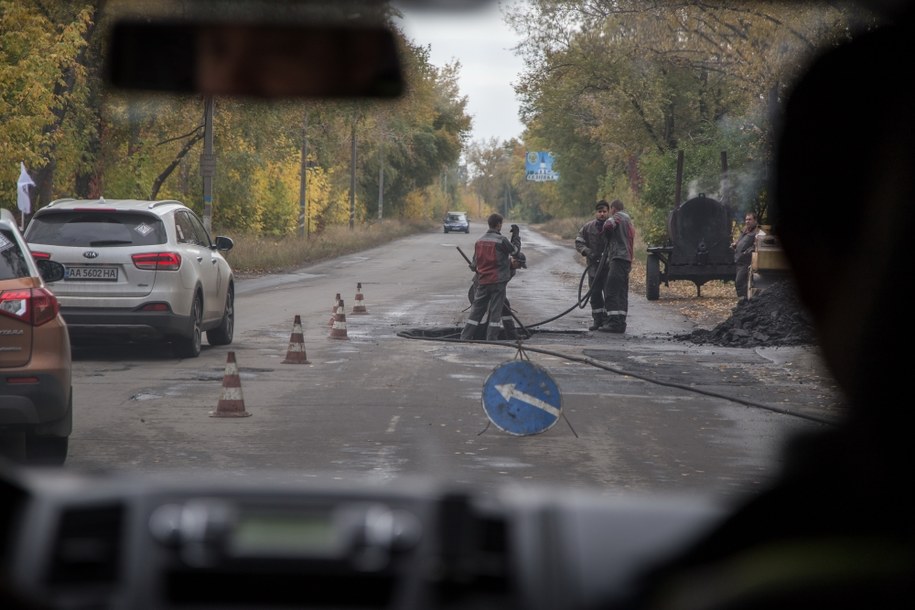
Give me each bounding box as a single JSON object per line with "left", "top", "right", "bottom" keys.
{"left": 25, "top": 198, "right": 235, "bottom": 358}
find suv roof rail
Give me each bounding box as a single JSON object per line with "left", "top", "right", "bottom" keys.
{"left": 148, "top": 200, "right": 183, "bottom": 209}
{"left": 46, "top": 198, "right": 77, "bottom": 207}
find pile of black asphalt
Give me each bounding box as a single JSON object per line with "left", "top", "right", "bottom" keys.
{"left": 677, "top": 280, "right": 817, "bottom": 347}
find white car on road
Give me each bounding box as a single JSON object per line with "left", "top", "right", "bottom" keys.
{"left": 25, "top": 198, "right": 235, "bottom": 358}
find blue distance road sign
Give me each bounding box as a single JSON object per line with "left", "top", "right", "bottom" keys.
{"left": 481, "top": 360, "right": 562, "bottom": 436}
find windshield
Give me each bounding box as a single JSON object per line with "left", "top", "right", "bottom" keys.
{"left": 1, "top": 0, "right": 860, "bottom": 502}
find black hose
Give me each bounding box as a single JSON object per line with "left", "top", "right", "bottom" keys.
{"left": 459, "top": 239, "right": 607, "bottom": 332}
{"left": 430, "top": 244, "right": 833, "bottom": 425}
{"left": 521, "top": 245, "right": 608, "bottom": 329}
{"left": 396, "top": 332, "right": 836, "bottom": 426}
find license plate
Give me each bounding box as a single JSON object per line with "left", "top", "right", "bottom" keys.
{"left": 65, "top": 265, "right": 119, "bottom": 281}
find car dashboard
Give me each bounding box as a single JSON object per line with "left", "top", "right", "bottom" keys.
{"left": 1, "top": 465, "right": 728, "bottom": 610}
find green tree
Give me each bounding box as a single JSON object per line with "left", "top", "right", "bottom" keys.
{"left": 0, "top": 1, "right": 96, "bottom": 211}
{"left": 1, "top": 1, "right": 475, "bottom": 236}
{"left": 508, "top": 0, "right": 873, "bottom": 237}
{"left": 359, "top": 47, "right": 472, "bottom": 220}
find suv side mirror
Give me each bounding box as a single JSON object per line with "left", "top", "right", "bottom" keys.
{"left": 214, "top": 236, "right": 234, "bottom": 252}
{"left": 36, "top": 259, "right": 66, "bottom": 283}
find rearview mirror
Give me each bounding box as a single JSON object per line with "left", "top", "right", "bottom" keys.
{"left": 105, "top": 20, "right": 405, "bottom": 99}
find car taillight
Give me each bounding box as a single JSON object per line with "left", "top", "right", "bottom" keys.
{"left": 30, "top": 250, "right": 51, "bottom": 260}
{"left": 139, "top": 303, "right": 172, "bottom": 312}
{"left": 132, "top": 252, "right": 182, "bottom": 270}
{"left": 0, "top": 288, "right": 60, "bottom": 326}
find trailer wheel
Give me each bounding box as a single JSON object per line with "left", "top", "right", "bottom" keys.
{"left": 646, "top": 254, "right": 661, "bottom": 301}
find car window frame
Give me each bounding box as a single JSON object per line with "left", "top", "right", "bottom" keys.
{"left": 186, "top": 210, "right": 214, "bottom": 248}
{"left": 0, "top": 227, "right": 31, "bottom": 280}
{"left": 174, "top": 209, "right": 211, "bottom": 248}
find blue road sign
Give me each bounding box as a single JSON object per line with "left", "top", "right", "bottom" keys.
{"left": 524, "top": 151, "right": 559, "bottom": 182}
{"left": 481, "top": 360, "right": 562, "bottom": 436}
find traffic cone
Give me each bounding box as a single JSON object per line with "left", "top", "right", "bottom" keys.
{"left": 282, "top": 315, "right": 310, "bottom": 364}
{"left": 352, "top": 282, "right": 368, "bottom": 314}
{"left": 329, "top": 300, "right": 349, "bottom": 339}
{"left": 210, "top": 351, "right": 251, "bottom": 417}
{"left": 329, "top": 292, "right": 341, "bottom": 327}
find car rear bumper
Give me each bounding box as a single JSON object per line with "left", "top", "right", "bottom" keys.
{"left": 60, "top": 307, "right": 191, "bottom": 339}
{"left": 0, "top": 373, "right": 71, "bottom": 431}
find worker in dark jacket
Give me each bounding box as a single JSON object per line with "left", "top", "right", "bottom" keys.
{"left": 598, "top": 199, "right": 635, "bottom": 333}
{"left": 468, "top": 249, "right": 525, "bottom": 340}
{"left": 731, "top": 210, "right": 765, "bottom": 303}
{"left": 575, "top": 200, "right": 612, "bottom": 330}
{"left": 460, "top": 213, "right": 521, "bottom": 341}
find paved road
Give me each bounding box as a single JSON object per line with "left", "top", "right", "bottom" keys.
{"left": 66, "top": 225, "right": 843, "bottom": 502}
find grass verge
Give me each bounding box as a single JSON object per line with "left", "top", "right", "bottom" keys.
{"left": 222, "top": 219, "right": 434, "bottom": 277}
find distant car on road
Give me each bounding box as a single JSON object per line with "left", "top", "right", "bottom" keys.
{"left": 443, "top": 211, "right": 469, "bottom": 233}
{"left": 24, "top": 198, "right": 235, "bottom": 358}
{"left": 0, "top": 208, "right": 72, "bottom": 465}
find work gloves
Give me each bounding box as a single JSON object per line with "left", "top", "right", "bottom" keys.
{"left": 509, "top": 224, "right": 521, "bottom": 249}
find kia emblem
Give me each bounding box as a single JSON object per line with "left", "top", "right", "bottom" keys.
{"left": 83, "top": 251, "right": 99, "bottom": 259}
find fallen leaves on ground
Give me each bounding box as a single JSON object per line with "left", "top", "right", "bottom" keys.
{"left": 629, "top": 260, "right": 736, "bottom": 329}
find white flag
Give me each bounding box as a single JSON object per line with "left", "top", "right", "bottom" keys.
{"left": 17, "top": 162, "right": 35, "bottom": 216}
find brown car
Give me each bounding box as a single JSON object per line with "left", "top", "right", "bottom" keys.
{"left": 0, "top": 208, "right": 72, "bottom": 465}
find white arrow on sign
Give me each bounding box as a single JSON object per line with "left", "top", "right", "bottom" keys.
{"left": 495, "top": 384, "right": 561, "bottom": 418}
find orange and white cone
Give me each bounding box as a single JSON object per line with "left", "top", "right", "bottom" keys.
{"left": 329, "top": 292, "right": 342, "bottom": 327}
{"left": 352, "top": 282, "right": 368, "bottom": 314}
{"left": 329, "top": 300, "right": 349, "bottom": 340}
{"left": 282, "top": 315, "right": 310, "bottom": 364}
{"left": 210, "top": 351, "right": 251, "bottom": 417}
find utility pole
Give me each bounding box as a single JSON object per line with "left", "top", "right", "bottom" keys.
{"left": 201, "top": 96, "right": 216, "bottom": 233}
{"left": 675, "top": 149, "right": 684, "bottom": 208}
{"left": 349, "top": 121, "right": 356, "bottom": 230}
{"left": 299, "top": 111, "right": 309, "bottom": 238}
{"left": 377, "top": 140, "right": 385, "bottom": 221}
{"left": 502, "top": 148, "right": 512, "bottom": 220}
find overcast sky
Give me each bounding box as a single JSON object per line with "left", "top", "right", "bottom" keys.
{"left": 394, "top": 1, "right": 526, "bottom": 144}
